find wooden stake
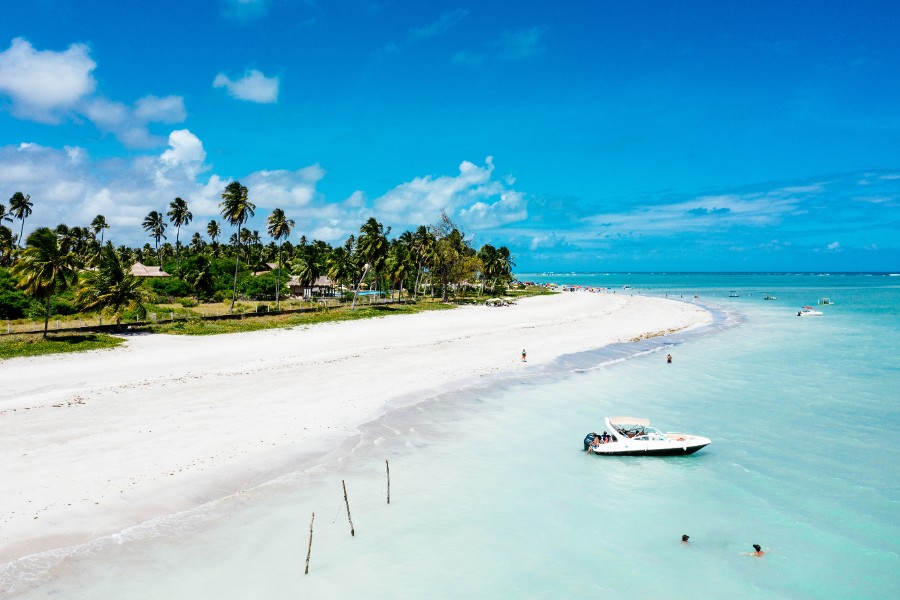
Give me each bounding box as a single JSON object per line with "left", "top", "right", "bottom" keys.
{"left": 386, "top": 460, "right": 391, "bottom": 504}
{"left": 304, "top": 512, "right": 314, "bottom": 575}
{"left": 342, "top": 480, "right": 355, "bottom": 536}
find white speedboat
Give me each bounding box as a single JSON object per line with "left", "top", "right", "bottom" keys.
{"left": 797, "top": 306, "right": 823, "bottom": 316}
{"left": 583, "top": 417, "right": 711, "bottom": 456}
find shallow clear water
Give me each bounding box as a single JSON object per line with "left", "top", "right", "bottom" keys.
{"left": 5, "top": 274, "right": 899, "bottom": 599}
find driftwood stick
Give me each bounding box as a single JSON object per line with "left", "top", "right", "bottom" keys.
{"left": 386, "top": 460, "right": 391, "bottom": 504}
{"left": 304, "top": 512, "right": 315, "bottom": 575}
{"left": 342, "top": 480, "right": 355, "bottom": 536}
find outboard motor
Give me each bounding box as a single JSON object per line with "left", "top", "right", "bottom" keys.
{"left": 583, "top": 432, "right": 596, "bottom": 451}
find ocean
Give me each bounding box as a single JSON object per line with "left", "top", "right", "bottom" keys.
{"left": 4, "top": 273, "right": 899, "bottom": 599}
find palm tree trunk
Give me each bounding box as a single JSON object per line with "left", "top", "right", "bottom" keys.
{"left": 351, "top": 264, "right": 370, "bottom": 310}
{"left": 413, "top": 262, "right": 422, "bottom": 300}
{"left": 19, "top": 219, "right": 26, "bottom": 249}
{"left": 275, "top": 245, "right": 282, "bottom": 310}
{"left": 43, "top": 296, "right": 51, "bottom": 338}
{"left": 230, "top": 240, "right": 241, "bottom": 314}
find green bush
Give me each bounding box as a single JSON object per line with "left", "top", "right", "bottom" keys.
{"left": 178, "top": 297, "right": 198, "bottom": 308}
{"left": 0, "top": 268, "right": 33, "bottom": 319}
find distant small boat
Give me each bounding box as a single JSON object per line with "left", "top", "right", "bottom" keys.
{"left": 818, "top": 298, "right": 833, "bottom": 305}
{"left": 798, "top": 306, "right": 823, "bottom": 316}
{"left": 728, "top": 291, "right": 739, "bottom": 297}
{"left": 763, "top": 293, "right": 777, "bottom": 300}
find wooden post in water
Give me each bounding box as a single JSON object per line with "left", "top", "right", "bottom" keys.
{"left": 342, "top": 480, "right": 355, "bottom": 536}
{"left": 304, "top": 512, "right": 315, "bottom": 575}
{"left": 386, "top": 460, "right": 391, "bottom": 504}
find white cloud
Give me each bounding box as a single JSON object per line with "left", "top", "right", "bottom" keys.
{"left": 243, "top": 164, "right": 325, "bottom": 207}
{"left": 459, "top": 190, "right": 528, "bottom": 228}
{"left": 213, "top": 69, "right": 279, "bottom": 103}
{"left": 375, "top": 157, "right": 502, "bottom": 224}
{"left": 82, "top": 95, "right": 187, "bottom": 148}
{"left": 134, "top": 95, "right": 187, "bottom": 122}
{"left": 0, "top": 37, "right": 96, "bottom": 122}
{"left": 0, "top": 38, "right": 186, "bottom": 147}
{"left": 159, "top": 129, "right": 207, "bottom": 177}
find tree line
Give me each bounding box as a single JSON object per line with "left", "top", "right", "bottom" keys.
{"left": 0, "top": 183, "right": 515, "bottom": 336}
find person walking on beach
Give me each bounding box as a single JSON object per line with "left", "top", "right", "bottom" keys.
{"left": 522, "top": 349, "right": 527, "bottom": 362}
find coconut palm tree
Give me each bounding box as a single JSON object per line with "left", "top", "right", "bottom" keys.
{"left": 219, "top": 181, "right": 255, "bottom": 314}
{"left": 167, "top": 197, "right": 192, "bottom": 255}
{"left": 356, "top": 217, "right": 389, "bottom": 292}
{"left": 411, "top": 225, "right": 435, "bottom": 299}
{"left": 90, "top": 214, "right": 110, "bottom": 245}
{"left": 0, "top": 203, "right": 13, "bottom": 226}
{"left": 76, "top": 242, "right": 153, "bottom": 327}
{"left": 12, "top": 227, "right": 80, "bottom": 337}
{"left": 0, "top": 225, "right": 15, "bottom": 266}
{"left": 190, "top": 232, "right": 205, "bottom": 254}
{"left": 326, "top": 245, "right": 356, "bottom": 297}
{"left": 142, "top": 210, "right": 167, "bottom": 255}
{"left": 266, "top": 208, "right": 294, "bottom": 310}
{"left": 207, "top": 220, "right": 221, "bottom": 244}
{"left": 9, "top": 192, "right": 33, "bottom": 248}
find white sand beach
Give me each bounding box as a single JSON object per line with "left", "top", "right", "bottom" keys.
{"left": 0, "top": 292, "right": 710, "bottom": 563}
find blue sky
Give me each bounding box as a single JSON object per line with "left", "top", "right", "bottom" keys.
{"left": 1, "top": 0, "right": 898, "bottom": 271}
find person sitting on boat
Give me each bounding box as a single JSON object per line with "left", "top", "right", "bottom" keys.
{"left": 600, "top": 431, "right": 611, "bottom": 443}
{"left": 583, "top": 432, "right": 597, "bottom": 452}
{"left": 590, "top": 435, "right": 602, "bottom": 451}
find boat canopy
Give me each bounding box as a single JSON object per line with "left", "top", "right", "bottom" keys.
{"left": 608, "top": 416, "right": 650, "bottom": 427}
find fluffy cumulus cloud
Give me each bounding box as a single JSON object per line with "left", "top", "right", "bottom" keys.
{"left": 0, "top": 131, "right": 333, "bottom": 246}
{"left": 0, "top": 38, "right": 186, "bottom": 147}
{"left": 373, "top": 156, "right": 528, "bottom": 230}
{"left": 0, "top": 38, "right": 96, "bottom": 122}
{"left": 213, "top": 69, "right": 279, "bottom": 103}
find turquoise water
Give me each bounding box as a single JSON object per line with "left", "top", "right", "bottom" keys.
{"left": 5, "top": 274, "right": 899, "bottom": 599}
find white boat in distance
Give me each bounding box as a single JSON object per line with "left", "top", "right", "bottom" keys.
{"left": 584, "top": 417, "right": 711, "bottom": 456}
{"left": 798, "top": 306, "right": 824, "bottom": 316}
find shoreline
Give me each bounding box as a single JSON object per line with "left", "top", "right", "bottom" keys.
{"left": 0, "top": 292, "right": 711, "bottom": 566}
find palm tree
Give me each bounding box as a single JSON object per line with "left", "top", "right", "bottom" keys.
{"left": 167, "top": 197, "right": 192, "bottom": 255}
{"left": 142, "top": 210, "right": 167, "bottom": 255}
{"left": 190, "top": 232, "right": 204, "bottom": 253}
{"left": 326, "top": 245, "right": 356, "bottom": 297}
{"left": 207, "top": 220, "right": 221, "bottom": 244}
{"left": 11, "top": 227, "right": 80, "bottom": 337}
{"left": 9, "top": 192, "right": 33, "bottom": 248}
{"left": 356, "top": 217, "right": 389, "bottom": 293}
{"left": 0, "top": 225, "right": 15, "bottom": 266}
{"left": 90, "top": 214, "right": 110, "bottom": 245}
{"left": 412, "top": 225, "right": 435, "bottom": 298}
{"left": 0, "top": 203, "right": 13, "bottom": 226}
{"left": 76, "top": 242, "right": 153, "bottom": 327}
{"left": 266, "top": 208, "right": 294, "bottom": 310}
{"left": 219, "top": 181, "right": 255, "bottom": 314}
{"left": 477, "top": 244, "right": 499, "bottom": 293}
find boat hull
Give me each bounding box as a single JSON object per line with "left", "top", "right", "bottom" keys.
{"left": 589, "top": 443, "right": 709, "bottom": 456}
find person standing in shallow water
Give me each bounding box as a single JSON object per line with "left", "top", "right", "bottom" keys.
{"left": 682, "top": 534, "right": 689, "bottom": 543}
{"left": 667, "top": 353, "right": 672, "bottom": 364}
{"left": 744, "top": 544, "right": 765, "bottom": 556}
{"left": 522, "top": 349, "right": 527, "bottom": 362}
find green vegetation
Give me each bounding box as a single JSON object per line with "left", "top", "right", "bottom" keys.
{"left": 1, "top": 184, "right": 523, "bottom": 355}
{"left": 0, "top": 333, "right": 124, "bottom": 360}
{"left": 149, "top": 300, "right": 457, "bottom": 335}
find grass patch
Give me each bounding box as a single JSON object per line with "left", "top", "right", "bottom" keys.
{"left": 0, "top": 333, "right": 125, "bottom": 360}
{"left": 148, "top": 301, "right": 457, "bottom": 335}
